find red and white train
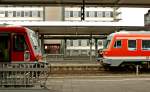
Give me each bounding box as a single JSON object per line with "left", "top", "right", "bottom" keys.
{"left": 102, "top": 31, "right": 150, "bottom": 68}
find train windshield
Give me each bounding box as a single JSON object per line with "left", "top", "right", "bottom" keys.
{"left": 27, "top": 28, "right": 41, "bottom": 54}
{"left": 103, "top": 40, "right": 110, "bottom": 49}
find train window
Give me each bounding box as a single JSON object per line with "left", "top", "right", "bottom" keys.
{"left": 142, "top": 40, "right": 150, "bottom": 50}
{"left": 13, "top": 34, "right": 28, "bottom": 51}
{"left": 114, "top": 40, "right": 122, "bottom": 48}
{"left": 103, "top": 40, "right": 110, "bottom": 49}
{"left": 128, "top": 40, "right": 136, "bottom": 50}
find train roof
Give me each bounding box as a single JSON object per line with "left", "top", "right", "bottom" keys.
{"left": 0, "top": 24, "right": 29, "bottom": 33}
{"left": 107, "top": 31, "right": 150, "bottom": 39}
{"left": 110, "top": 31, "right": 150, "bottom": 36}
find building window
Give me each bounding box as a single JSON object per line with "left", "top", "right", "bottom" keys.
{"left": 5, "top": 11, "right": 8, "bottom": 17}
{"left": 89, "top": 11, "right": 95, "bottom": 17}
{"left": 92, "top": 39, "right": 95, "bottom": 46}
{"left": 73, "top": 40, "right": 78, "bottom": 46}
{"left": 73, "top": 11, "right": 79, "bottom": 17}
{"left": 65, "top": 11, "right": 70, "bottom": 18}
{"left": 0, "top": 11, "right": 5, "bottom": 17}
{"left": 32, "top": 11, "right": 38, "bottom": 17}
{"left": 70, "top": 11, "right": 73, "bottom": 17}
{"left": 25, "top": 11, "right": 30, "bottom": 17}
{"left": 94, "top": 11, "right": 97, "bottom": 17}
{"left": 114, "top": 40, "right": 122, "bottom": 48}
{"left": 81, "top": 40, "right": 87, "bottom": 46}
{"left": 13, "top": 11, "right": 16, "bottom": 17}
{"left": 38, "top": 11, "right": 41, "bottom": 17}
{"left": 21, "top": 11, "right": 24, "bottom": 17}
{"left": 16, "top": 11, "right": 21, "bottom": 17}
{"left": 110, "top": 12, "right": 113, "bottom": 17}
{"left": 67, "top": 40, "right": 70, "bottom": 46}
{"left": 70, "top": 40, "right": 73, "bottom": 46}
{"left": 78, "top": 11, "right": 81, "bottom": 17}
{"left": 104, "top": 11, "right": 111, "bottom": 17}
{"left": 79, "top": 40, "right": 81, "bottom": 46}
{"left": 87, "top": 39, "right": 90, "bottom": 46}
{"left": 142, "top": 40, "right": 150, "bottom": 50}
{"left": 128, "top": 40, "right": 136, "bottom": 50}
{"left": 29, "top": 11, "right": 32, "bottom": 17}
{"left": 8, "top": 11, "right": 13, "bottom": 17}
{"left": 97, "top": 11, "right": 103, "bottom": 17}
{"left": 86, "top": 11, "right": 89, "bottom": 17}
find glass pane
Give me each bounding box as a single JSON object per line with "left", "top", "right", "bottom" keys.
{"left": 142, "top": 40, "right": 150, "bottom": 50}
{"left": 97, "top": 11, "right": 103, "bottom": 17}
{"left": 65, "top": 11, "right": 70, "bottom": 18}
{"left": 89, "top": 11, "right": 95, "bottom": 17}
{"left": 13, "top": 35, "right": 27, "bottom": 51}
{"left": 105, "top": 11, "right": 111, "bottom": 17}
{"left": 128, "top": 40, "right": 136, "bottom": 50}
{"left": 73, "top": 11, "right": 79, "bottom": 17}
{"left": 114, "top": 40, "right": 121, "bottom": 48}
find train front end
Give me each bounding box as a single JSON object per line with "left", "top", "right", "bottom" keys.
{"left": 101, "top": 33, "right": 115, "bottom": 67}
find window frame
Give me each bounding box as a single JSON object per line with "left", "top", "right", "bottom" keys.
{"left": 16, "top": 11, "right": 21, "bottom": 17}
{"left": 142, "top": 39, "right": 150, "bottom": 50}
{"left": 114, "top": 39, "right": 122, "bottom": 48}
{"left": 128, "top": 39, "right": 137, "bottom": 51}
{"left": 13, "top": 34, "right": 28, "bottom": 51}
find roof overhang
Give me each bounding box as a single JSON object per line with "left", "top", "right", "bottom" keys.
{"left": 1, "top": 0, "right": 150, "bottom": 7}
{"left": 1, "top": 21, "right": 149, "bottom": 35}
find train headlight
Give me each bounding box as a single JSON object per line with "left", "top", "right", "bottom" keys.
{"left": 36, "top": 54, "right": 42, "bottom": 62}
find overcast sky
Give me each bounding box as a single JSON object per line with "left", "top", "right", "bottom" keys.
{"left": 119, "top": 8, "right": 149, "bottom": 26}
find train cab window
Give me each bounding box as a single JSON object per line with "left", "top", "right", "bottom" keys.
{"left": 13, "top": 34, "right": 28, "bottom": 51}
{"left": 142, "top": 40, "right": 150, "bottom": 50}
{"left": 114, "top": 40, "right": 122, "bottom": 48}
{"left": 103, "top": 40, "right": 110, "bottom": 49}
{"left": 128, "top": 40, "right": 136, "bottom": 50}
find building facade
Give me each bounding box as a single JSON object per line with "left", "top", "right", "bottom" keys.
{"left": 0, "top": 6, "right": 43, "bottom": 21}
{"left": 64, "top": 7, "right": 121, "bottom": 22}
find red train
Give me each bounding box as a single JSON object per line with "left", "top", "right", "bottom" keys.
{"left": 102, "top": 31, "right": 150, "bottom": 68}
{"left": 0, "top": 25, "right": 43, "bottom": 63}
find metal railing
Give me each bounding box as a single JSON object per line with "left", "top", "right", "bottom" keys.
{"left": 0, "top": 62, "right": 49, "bottom": 88}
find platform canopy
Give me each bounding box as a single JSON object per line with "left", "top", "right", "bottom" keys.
{"left": 2, "top": 21, "right": 149, "bottom": 35}
{"left": 0, "top": 0, "right": 150, "bottom": 7}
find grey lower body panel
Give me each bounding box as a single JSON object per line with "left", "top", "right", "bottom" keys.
{"left": 103, "top": 58, "right": 150, "bottom": 67}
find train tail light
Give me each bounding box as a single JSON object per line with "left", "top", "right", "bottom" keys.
{"left": 24, "top": 50, "right": 30, "bottom": 61}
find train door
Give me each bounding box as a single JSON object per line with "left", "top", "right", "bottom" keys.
{"left": 0, "top": 33, "right": 10, "bottom": 62}
{"left": 12, "top": 33, "right": 28, "bottom": 62}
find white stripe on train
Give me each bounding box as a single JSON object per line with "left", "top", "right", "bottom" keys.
{"left": 103, "top": 56, "right": 150, "bottom": 59}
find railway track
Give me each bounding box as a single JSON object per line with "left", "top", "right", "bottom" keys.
{"left": 47, "top": 63, "right": 150, "bottom": 75}
{"left": 49, "top": 63, "right": 105, "bottom": 74}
